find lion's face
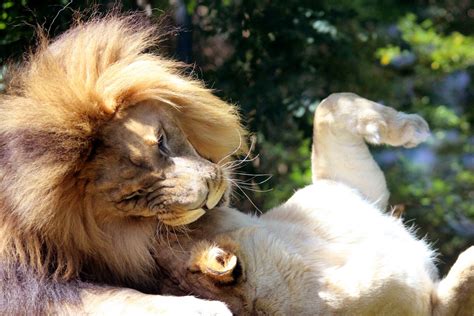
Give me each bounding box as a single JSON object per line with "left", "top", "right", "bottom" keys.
{"left": 81, "top": 102, "right": 228, "bottom": 225}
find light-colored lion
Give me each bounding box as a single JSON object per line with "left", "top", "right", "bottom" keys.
{"left": 151, "top": 94, "right": 474, "bottom": 315}
{"left": 0, "top": 15, "right": 245, "bottom": 314}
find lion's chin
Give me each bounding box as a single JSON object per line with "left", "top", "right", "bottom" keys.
{"left": 159, "top": 208, "right": 207, "bottom": 227}
{"left": 155, "top": 181, "right": 227, "bottom": 227}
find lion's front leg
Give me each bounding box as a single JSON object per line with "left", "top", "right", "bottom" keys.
{"left": 66, "top": 287, "right": 231, "bottom": 315}
{"left": 312, "top": 93, "right": 430, "bottom": 209}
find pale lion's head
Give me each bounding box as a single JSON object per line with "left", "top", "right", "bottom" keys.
{"left": 0, "top": 15, "right": 246, "bottom": 284}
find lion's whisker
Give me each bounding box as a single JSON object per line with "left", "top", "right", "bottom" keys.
{"left": 230, "top": 190, "right": 244, "bottom": 201}
{"left": 216, "top": 129, "right": 244, "bottom": 166}
{"left": 228, "top": 179, "right": 263, "bottom": 215}
{"left": 164, "top": 224, "right": 177, "bottom": 257}
{"left": 231, "top": 185, "right": 273, "bottom": 193}
{"left": 222, "top": 153, "right": 259, "bottom": 170}
{"left": 230, "top": 172, "right": 272, "bottom": 177}
{"left": 180, "top": 225, "right": 192, "bottom": 241}
{"left": 156, "top": 221, "right": 164, "bottom": 239}
{"left": 222, "top": 153, "right": 270, "bottom": 174}
{"left": 228, "top": 175, "right": 272, "bottom": 186}
{"left": 220, "top": 137, "right": 256, "bottom": 169}
{"left": 229, "top": 181, "right": 273, "bottom": 193}
{"left": 171, "top": 226, "right": 186, "bottom": 255}
{"left": 230, "top": 179, "right": 270, "bottom": 187}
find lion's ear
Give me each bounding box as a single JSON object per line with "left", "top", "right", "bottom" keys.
{"left": 188, "top": 242, "right": 238, "bottom": 284}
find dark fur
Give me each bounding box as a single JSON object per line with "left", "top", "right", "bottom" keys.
{"left": 0, "top": 262, "right": 83, "bottom": 315}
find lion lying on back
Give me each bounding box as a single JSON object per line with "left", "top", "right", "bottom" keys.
{"left": 152, "top": 93, "right": 474, "bottom": 315}
{"left": 1, "top": 15, "right": 473, "bottom": 315}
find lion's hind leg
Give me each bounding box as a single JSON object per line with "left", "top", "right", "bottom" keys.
{"left": 434, "top": 246, "right": 474, "bottom": 316}
{"left": 312, "top": 93, "right": 430, "bottom": 210}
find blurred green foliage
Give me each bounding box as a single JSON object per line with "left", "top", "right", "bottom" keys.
{"left": 0, "top": 0, "right": 472, "bottom": 274}
{"left": 378, "top": 13, "right": 474, "bottom": 72}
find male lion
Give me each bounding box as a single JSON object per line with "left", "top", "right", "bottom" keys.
{"left": 149, "top": 94, "right": 474, "bottom": 315}
{"left": 0, "top": 15, "right": 245, "bottom": 314}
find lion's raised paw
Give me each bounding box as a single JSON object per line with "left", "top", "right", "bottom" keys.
{"left": 359, "top": 111, "right": 430, "bottom": 148}
{"left": 395, "top": 113, "right": 430, "bottom": 148}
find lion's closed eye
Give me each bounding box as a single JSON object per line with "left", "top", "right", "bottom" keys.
{"left": 122, "top": 189, "right": 147, "bottom": 201}
{"left": 157, "top": 132, "right": 171, "bottom": 156}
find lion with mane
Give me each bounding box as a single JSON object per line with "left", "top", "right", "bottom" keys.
{"left": 0, "top": 14, "right": 244, "bottom": 314}
{"left": 1, "top": 13, "right": 474, "bottom": 316}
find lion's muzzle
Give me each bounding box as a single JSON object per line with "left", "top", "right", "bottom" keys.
{"left": 143, "top": 157, "right": 228, "bottom": 226}
{"left": 156, "top": 178, "right": 228, "bottom": 227}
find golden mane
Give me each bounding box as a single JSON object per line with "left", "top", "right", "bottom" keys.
{"left": 0, "top": 14, "right": 247, "bottom": 281}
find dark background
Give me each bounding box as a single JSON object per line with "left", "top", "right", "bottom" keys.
{"left": 1, "top": 0, "right": 473, "bottom": 275}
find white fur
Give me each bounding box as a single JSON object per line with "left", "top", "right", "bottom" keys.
{"left": 194, "top": 93, "right": 472, "bottom": 315}
{"left": 265, "top": 181, "right": 435, "bottom": 314}
{"left": 210, "top": 180, "right": 436, "bottom": 315}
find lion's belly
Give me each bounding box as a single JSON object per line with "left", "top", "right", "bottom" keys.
{"left": 262, "top": 182, "right": 437, "bottom": 315}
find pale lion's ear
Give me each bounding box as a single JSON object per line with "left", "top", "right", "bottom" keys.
{"left": 188, "top": 242, "right": 238, "bottom": 284}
